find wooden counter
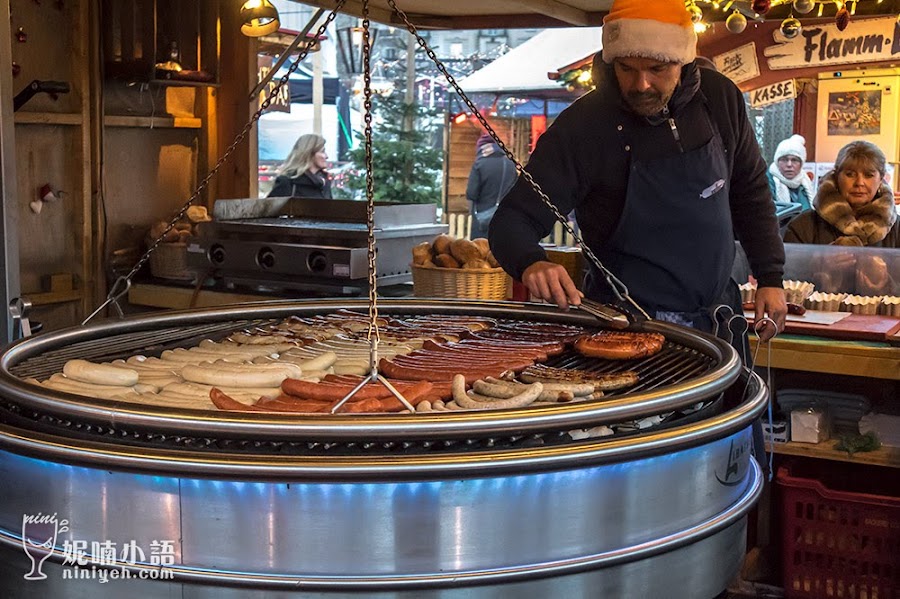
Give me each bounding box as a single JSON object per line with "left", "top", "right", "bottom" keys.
{"left": 768, "top": 440, "right": 900, "bottom": 469}
{"left": 750, "top": 334, "right": 900, "bottom": 381}
{"left": 751, "top": 333, "right": 899, "bottom": 468}
{"left": 128, "top": 283, "right": 277, "bottom": 310}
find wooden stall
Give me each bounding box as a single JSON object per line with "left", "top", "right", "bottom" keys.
{"left": 2, "top": 0, "right": 255, "bottom": 334}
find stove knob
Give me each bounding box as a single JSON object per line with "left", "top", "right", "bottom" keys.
{"left": 257, "top": 247, "right": 276, "bottom": 269}
{"left": 307, "top": 251, "right": 328, "bottom": 273}
{"left": 209, "top": 244, "right": 226, "bottom": 265}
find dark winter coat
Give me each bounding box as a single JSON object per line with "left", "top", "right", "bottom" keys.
{"left": 268, "top": 171, "right": 332, "bottom": 199}
{"left": 488, "top": 60, "right": 784, "bottom": 289}
{"left": 466, "top": 143, "right": 516, "bottom": 239}
{"left": 784, "top": 173, "right": 899, "bottom": 248}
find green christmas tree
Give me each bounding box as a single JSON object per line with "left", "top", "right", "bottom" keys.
{"left": 338, "top": 94, "right": 442, "bottom": 205}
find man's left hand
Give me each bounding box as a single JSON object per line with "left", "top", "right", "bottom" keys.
{"left": 754, "top": 286, "right": 787, "bottom": 342}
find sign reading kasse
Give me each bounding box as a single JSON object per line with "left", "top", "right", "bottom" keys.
{"left": 749, "top": 79, "right": 796, "bottom": 109}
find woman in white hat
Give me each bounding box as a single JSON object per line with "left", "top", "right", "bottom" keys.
{"left": 767, "top": 134, "right": 814, "bottom": 211}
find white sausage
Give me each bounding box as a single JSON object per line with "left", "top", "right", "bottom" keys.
{"left": 181, "top": 363, "right": 300, "bottom": 388}
{"left": 451, "top": 374, "right": 542, "bottom": 410}
{"left": 161, "top": 348, "right": 254, "bottom": 363}
{"left": 63, "top": 359, "right": 138, "bottom": 387}
{"left": 42, "top": 377, "right": 139, "bottom": 400}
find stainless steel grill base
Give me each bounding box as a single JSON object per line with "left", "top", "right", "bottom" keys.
{"left": 0, "top": 437, "right": 760, "bottom": 598}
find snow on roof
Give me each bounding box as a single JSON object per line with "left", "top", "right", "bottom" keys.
{"left": 457, "top": 27, "right": 602, "bottom": 96}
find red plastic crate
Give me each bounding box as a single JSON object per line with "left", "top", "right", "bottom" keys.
{"left": 777, "top": 466, "right": 900, "bottom": 598}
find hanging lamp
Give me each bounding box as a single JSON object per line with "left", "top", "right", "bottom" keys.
{"left": 240, "top": 0, "right": 280, "bottom": 37}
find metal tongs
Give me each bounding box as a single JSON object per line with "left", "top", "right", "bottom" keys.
{"left": 577, "top": 298, "right": 635, "bottom": 330}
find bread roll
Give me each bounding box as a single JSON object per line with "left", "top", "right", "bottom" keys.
{"left": 857, "top": 256, "right": 890, "bottom": 295}
{"left": 463, "top": 259, "right": 491, "bottom": 270}
{"left": 472, "top": 238, "right": 490, "bottom": 259}
{"left": 486, "top": 251, "right": 500, "bottom": 268}
{"left": 412, "top": 241, "right": 433, "bottom": 266}
{"left": 432, "top": 234, "right": 453, "bottom": 256}
{"left": 434, "top": 253, "right": 461, "bottom": 268}
{"left": 450, "top": 238, "right": 482, "bottom": 265}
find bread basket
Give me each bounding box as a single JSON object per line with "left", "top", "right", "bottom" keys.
{"left": 147, "top": 240, "right": 194, "bottom": 281}
{"left": 412, "top": 264, "right": 511, "bottom": 300}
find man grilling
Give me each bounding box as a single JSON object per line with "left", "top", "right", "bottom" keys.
{"left": 489, "top": 0, "right": 787, "bottom": 340}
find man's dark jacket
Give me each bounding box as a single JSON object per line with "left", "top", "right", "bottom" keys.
{"left": 466, "top": 143, "right": 516, "bottom": 238}
{"left": 488, "top": 61, "right": 785, "bottom": 290}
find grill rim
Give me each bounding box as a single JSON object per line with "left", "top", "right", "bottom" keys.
{"left": 0, "top": 299, "right": 741, "bottom": 441}
{"left": 0, "top": 371, "right": 767, "bottom": 479}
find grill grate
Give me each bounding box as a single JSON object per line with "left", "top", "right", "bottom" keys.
{"left": 8, "top": 319, "right": 276, "bottom": 380}
{"left": 544, "top": 343, "right": 715, "bottom": 397}
{"left": 0, "top": 311, "right": 729, "bottom": 452}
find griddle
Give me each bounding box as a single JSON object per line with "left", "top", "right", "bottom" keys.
{"left": 187, "top": 197, "right": 447, "bottom": 294}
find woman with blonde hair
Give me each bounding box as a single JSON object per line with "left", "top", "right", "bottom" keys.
{"left": 784, "top": 140, "right": 899, "bottom": 295}
{"left": 267, "top": 133, "right": 332, "bottom": 198}
{"left": 784, "top": 140, "right": 897, "bottom": 247}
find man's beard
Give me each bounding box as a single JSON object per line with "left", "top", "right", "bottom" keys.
{"left": 625, "top": 90, "right": 669, "bottom": 117}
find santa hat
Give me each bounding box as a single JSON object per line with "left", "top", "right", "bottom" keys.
{"left": 601, "top": 0, "right": 697, "bottom": 65}
{"left": 774, "top": 134, "right": 807, "bottom": 163}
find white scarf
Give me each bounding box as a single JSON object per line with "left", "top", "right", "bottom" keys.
{"left": 768, "top": 162, "right": 815, "bottom": 206}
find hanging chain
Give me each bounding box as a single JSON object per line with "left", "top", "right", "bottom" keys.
{"left": 362, "top": 0, "right": 382, "bottom": 375}
{"left": 385, "top": 0, "right": 650, "bottom": 321}
{"left": 330, "top": 0, "right": 418, "bottom": 413}
{"left": 83, "top": 1, "right": 347, "bottom": 325}
{"left": 329, "top": 0, "right": 415, "bottom": 411}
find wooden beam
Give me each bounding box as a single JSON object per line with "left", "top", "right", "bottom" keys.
{"left": 303, "top": 0, "right": 397, "bottom": 25}
{"left": 294, "top": 0, "right": 605, "bottom": 29}
{"left": 503, "top": 0, "right": 591, "bottom": 26}
{"left": 392, "top": 12, "right": 605, "bottom": 30}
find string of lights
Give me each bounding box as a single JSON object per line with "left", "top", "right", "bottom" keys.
{"left": 688, "top": 0, "right": 900, "bottom": 36}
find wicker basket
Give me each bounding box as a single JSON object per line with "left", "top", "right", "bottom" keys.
{"left": 412, "top": 264, "right": 511, "bottom": 300}
{"left": 148, "top": 241, "right": 194, "bottom": 281}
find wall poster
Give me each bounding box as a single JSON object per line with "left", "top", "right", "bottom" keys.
{"left": 826, "top": 90, "right": 882, "bottom": 136}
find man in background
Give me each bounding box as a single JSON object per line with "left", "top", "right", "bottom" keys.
{"left": 466, "top": 132, "right": 515, "bottom": 239}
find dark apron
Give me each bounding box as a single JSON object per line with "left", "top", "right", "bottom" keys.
{"left": 585, "top": 104, "right": 740, "bottom": 337}
{"left": 583, "top": 106, "right": 766, "bottom": 475}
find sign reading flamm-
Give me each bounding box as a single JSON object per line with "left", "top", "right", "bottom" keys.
{"left": 765, "top": 16, "right": 900, "bottom": 70}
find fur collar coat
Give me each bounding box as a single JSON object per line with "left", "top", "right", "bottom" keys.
{"left": 783, "top": 172, "right": 899, "bottom": 248}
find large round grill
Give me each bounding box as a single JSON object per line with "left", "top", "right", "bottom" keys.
{"left": 0, "top": 300, "right": 766, "bottom": 598}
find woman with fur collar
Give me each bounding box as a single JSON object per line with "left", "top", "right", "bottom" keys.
{"left": 784, "top": 141, "right": 899, "bottom": 296}
{"left": 768, "top": 134, "right": 814, "bottom": 212}
{"left": 784, "top": 141, "right": 898, "bottom": 248}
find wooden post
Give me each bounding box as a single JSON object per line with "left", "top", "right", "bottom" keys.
{"left": 217, "top": 1, "right": 256, "bottom": 199}
{"left": 0, "top": 0, "right": 20, "bottom": 341}
{"left": 313, "top": 47, "right": 324, "bottom": 135}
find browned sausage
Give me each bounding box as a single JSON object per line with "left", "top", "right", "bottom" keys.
{"left": 574, "top": 331, "right": 665, "bottom": 360}
{"left": 210, "top": 388, "right": 273, "bottom": 411}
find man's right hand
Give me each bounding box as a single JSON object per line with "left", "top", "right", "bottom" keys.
{"left": 521, "top": 261, "right": 583, "bottom": 310}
